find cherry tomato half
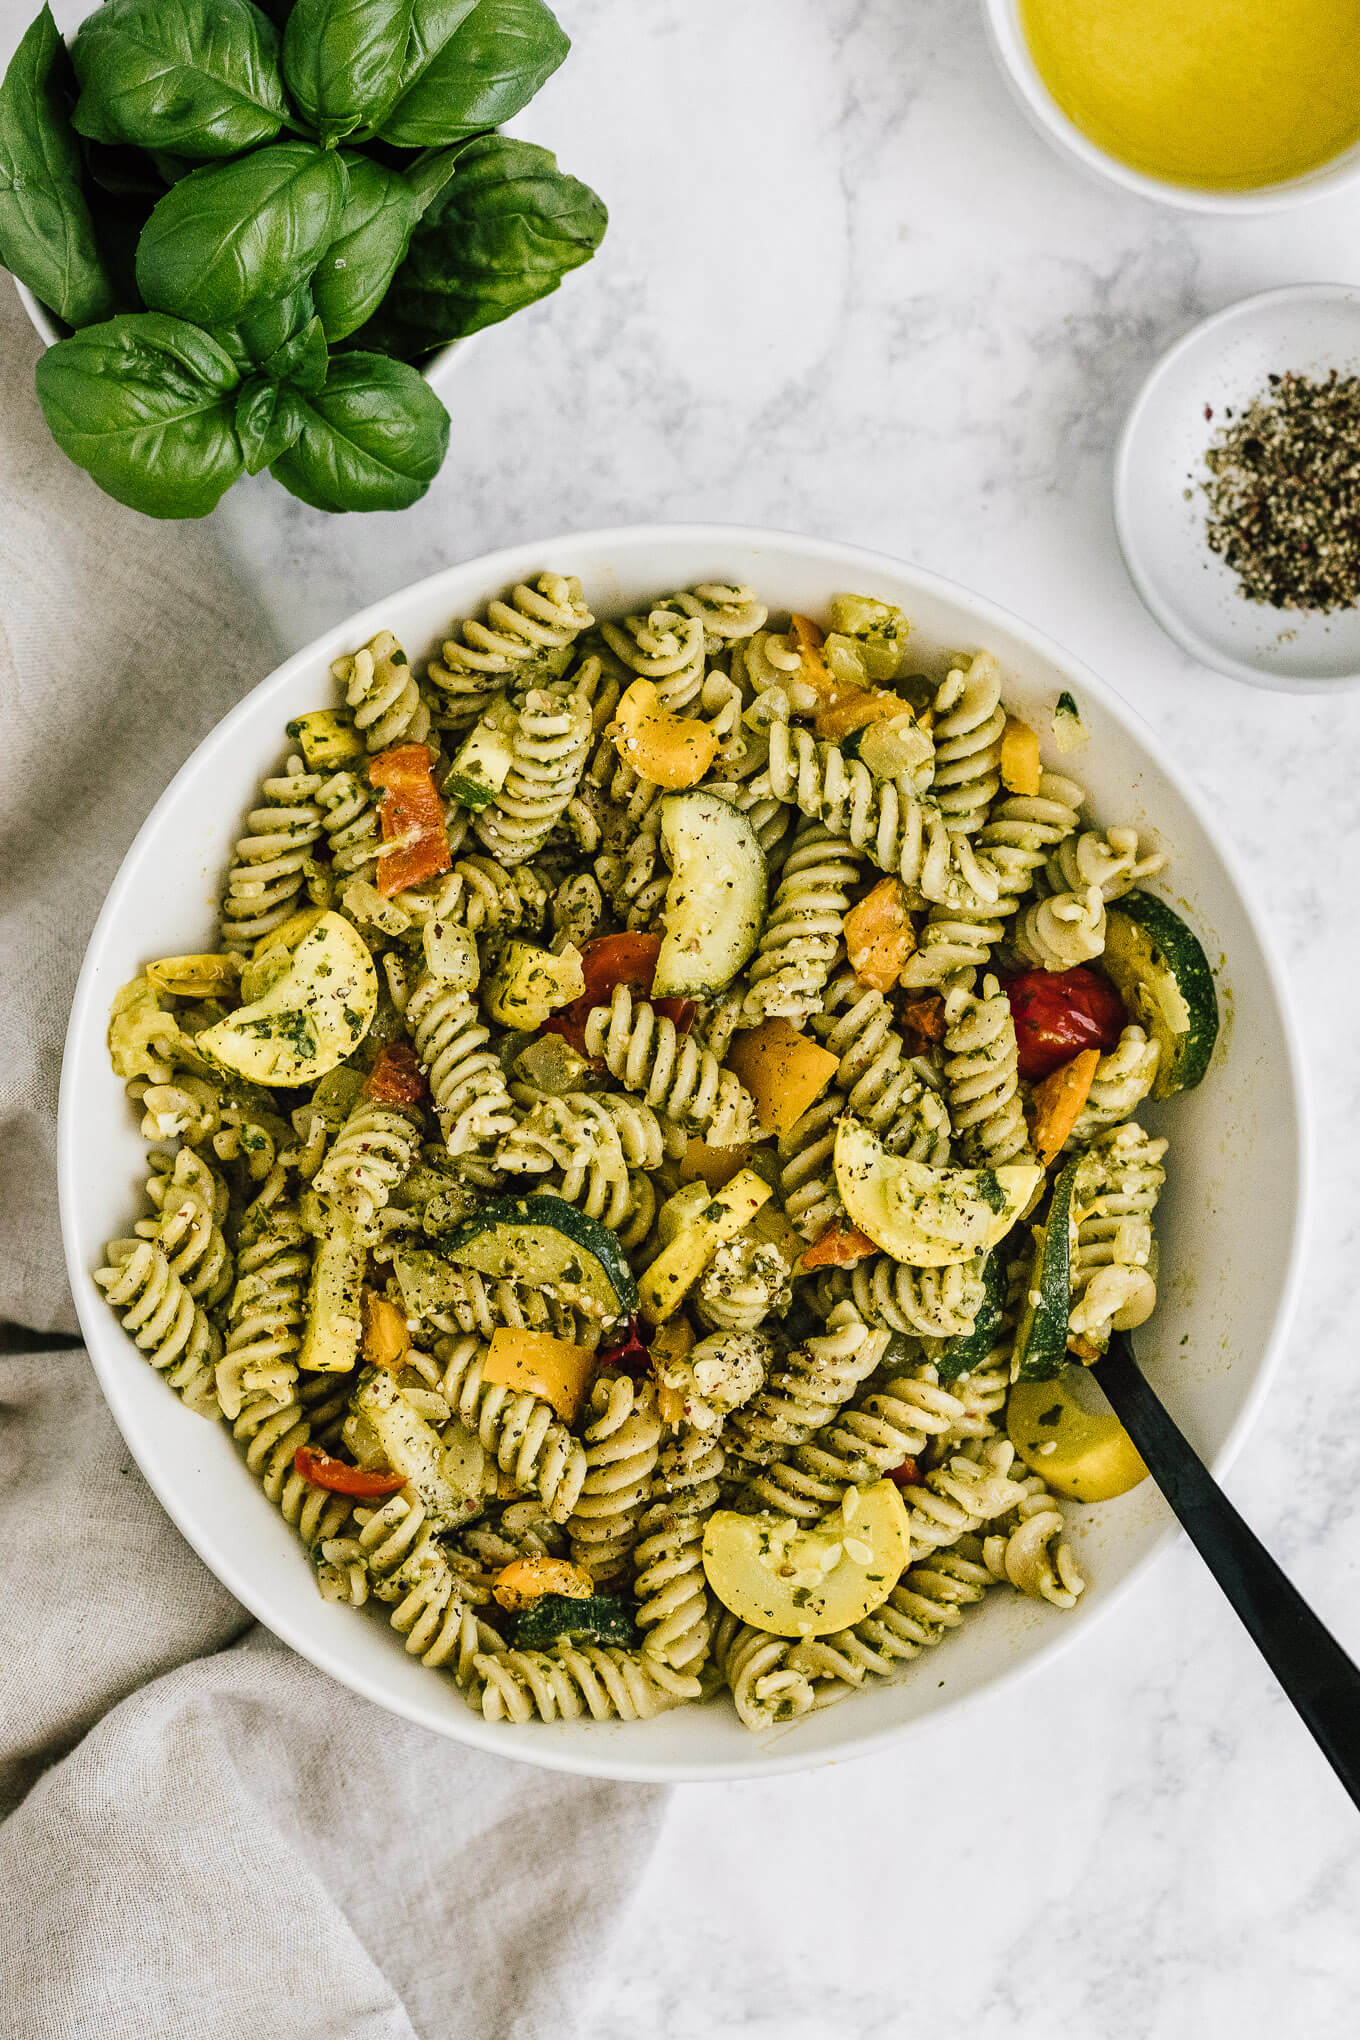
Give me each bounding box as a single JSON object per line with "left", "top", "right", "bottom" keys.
{"left": 1003, "top": 965, "right": 1125, "bottom": 1082}
{"left": 544, "top": 931, "right": 696, "bottom": 1056}
{"left": 293, "top": 1446, "right": 406, "bottom": 1498}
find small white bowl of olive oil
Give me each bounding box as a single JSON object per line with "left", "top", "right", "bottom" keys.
{"left": 983, "top": 0, "right": 1360, "bottom": 212}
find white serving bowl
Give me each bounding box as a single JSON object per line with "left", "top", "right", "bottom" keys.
{"left": 13, "top": 276, "right": 467, "bottom": 393}
{"left": 1115, "top": 283, "right": 1360, "bottom": 691}
{"left": 59, "top": 525, "right": 1307, "bottom": 1782}
{"left": 981, "top": 0, "right": 1360, "bottom": 213}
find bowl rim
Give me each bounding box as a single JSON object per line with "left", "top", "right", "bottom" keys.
{"left": 11, "top": 275, "right": 467, "bottom": 389}
{"left": 1113, "top": 281, "right": 1360, "bottom": 692}
{"left": 980, "top": 0, "right": 1360, "bottom": 215}
{"left": 57, "top": 521, "right": 1311, "bottom": 1782}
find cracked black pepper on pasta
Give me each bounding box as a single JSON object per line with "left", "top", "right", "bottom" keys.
{"left": 1202, "top": 370, "right": 1360, "bottom": 613}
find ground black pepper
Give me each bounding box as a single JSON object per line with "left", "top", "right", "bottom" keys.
{"left": 1202, "top": 370, "right": 1360, "bottom": 612}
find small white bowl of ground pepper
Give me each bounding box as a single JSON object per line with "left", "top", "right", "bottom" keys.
{"left": 1115, "top": 283, "right": 1360, "bottom": 691}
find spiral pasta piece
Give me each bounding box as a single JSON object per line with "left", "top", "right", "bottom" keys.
{"left": 220, "top": 758, "right": 325, "bottom": 951}
{"left": 783, "top": 1542, "right": 995, "bottom": 1693}
{"left": 447, "top": 854, "right": 549, "bottom": 935}
{"left": 431, "top": 1335, "right": 588, "bottom": 1521}
{"left": 929, "top": 652, "right": 1005, "bottom": 837}
{"left": 600, "top": 606, "right": 707, "bottom": 711}
{"left": 566, "top": 1375, "right": 663, "bottom": 1587}
{"left": 471, "top": 683, "right": 591, "bottom": 866}
{"left": 777, "top": 1089, "right": 846, "bottom": 1241}
{"left": 332, "top": 629, "right": 432, "bottom": 752}
{"left": 137, "top": 1147, "right": 233, "bottom": 1309}
{"left": 406, "top": 972, "right": 515, "bottom": 1157}
{"left": 695, "top": 1235, "right": 792, "bottom": 1333}
{"left": 942, "top": 973, "right": 1032, "bottom": 1167}
{"left": 763, "top": 721, "right": 956, "bottom": 903}
{"left": 812, "top": 1256, "right": 986, "bottom": 1341}
{"left": 664, "top": 582, "right": 768, "bottom": 646}
{"left": 722, "top": 1300, "right": 890, "bottom": 1481}
{"left": 634, "top": 1426, "right": 725, "bottom": 1693}
{"left": 1070, "top": 1026, "right": 1160, "bottom": 1143}
{"left": 470, "top": 1639, "right": 676, "bottom": 1724}
{"left": 1044, "top": 825, "right": 1165, "bottom": 903}
{"left": 216, "top": 1191, "right": 310, "bottom": 1422}
{"left": 730, "top": 625, "right": 821, "bottom": 723}
{"left": 1015, "top": 882, "right": 1106, "bottom": 970}
{"left": 312, "top": 1097, "right": 422, "bottom": 1230}
{"left": 811, "top": 972, "right": 952, "bottom": 1162}
{"left": 232, "top": 1381, "right": 353, "bottom": 1551}
{"left": 739, "top": 1361, "right": 970, "bottom": 1524}
{"left": 318, "top": 768, "right": 380, "bottom": 886}
{"left": 413, "top": 1270, "right": 591, "bottom": 1346}
{"left": 897, "top": 1439, "right": 1029, "bottom": 1561}
{"left": 716, "top": 1611, "right": 843, "bottom": 1732}
{"left": 743, "top": 820, "right": 863, "bottom": 1022}
{"left": 550, "top": 870, "right": 604, "bottom": 952}
{"left": 95, "top": 1239, "right": 221, "bottom": 1419}
{"left": 901, "top": 773, "right": 1084, "bottom": 988}
{"left": 584, "top": 984, "right": 757, "bottom": 1146}
{"left": 427, "top": 573, "right": 593, "bottom": 724}
{"left": 983, "top": 1487, "right": 1084, "bottom": 1609}
{"left": 1067, "top": 1122, "right": 1168, "bottom": 1350}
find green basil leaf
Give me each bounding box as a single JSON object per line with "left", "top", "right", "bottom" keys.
{"left": 34, "top": 310, "right": 244, "bottom": 518}
{"left": 136, "top": 141, "right": 348, "bottom": 326}
{"left": 71, "top": 0, "right": 287, "bottom": 161}
{"left": 0, "top": 6, "right": 117, "bottom": 327}
{"left": 270, "top": 350, "right": 447, "bottom": 512}
{"left": 211, "top": 281, "right": 314, "bottom": 374}
{"left": 282, "top": 0, "right": 442, "bottom": 145}
{"left": 236, "top": 371, "right": 307, "bottom": 473}
{"left": 312, "top": 151, "right": 428, "bottom": 343}
{"left": 263, "top": 310, "right": 327, "bottom": 391}
{"left": 356, "top": 135, "right": 604, "bottom": 354}
{"left": 376, "top": 0, "right": 568, "bottom": 147}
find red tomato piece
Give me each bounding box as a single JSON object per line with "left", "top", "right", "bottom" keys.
{"left": 1003, "top": 966, "right": 1125, "bottom": 1081}
{"left": 544, "top": 931, "right": 696, "bottom": 1056}
{"left": 888, "top": 1457, "right": 921, "bottom": 1489}
{"left": 595, "top": 1314, "right": 652, "bottom": 1379}
{"left": 363, "top": 1042, "right": 429, "bottom": 1107}
{"left": 293, "top": 1446, "right": 406, "bottom": 1497}
{"left": 368, "top": 743, "right": 451, "bottom": 898}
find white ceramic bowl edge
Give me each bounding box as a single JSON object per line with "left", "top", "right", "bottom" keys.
{"left": 59, "top": 524, "right": 1308, "bottom": 1782}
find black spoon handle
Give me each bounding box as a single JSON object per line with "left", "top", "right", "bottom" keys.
{"left": 1097, "top": 1331, "right": 1360, "bottom": 1814}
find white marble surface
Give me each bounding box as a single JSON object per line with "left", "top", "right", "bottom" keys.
{"left": 20, "top": 0, "right": 1360, "bottom": 2029}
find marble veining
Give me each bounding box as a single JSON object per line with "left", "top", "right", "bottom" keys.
{"left": 64, "top": 0, "right": 1360, "bottom": 2029}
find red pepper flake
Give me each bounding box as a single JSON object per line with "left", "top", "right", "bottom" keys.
{"left": 363, "top": 1042, "right": 429, "bottom": 1107}
{"left": 368, "top": 743, "right": 451, "bottom": 898}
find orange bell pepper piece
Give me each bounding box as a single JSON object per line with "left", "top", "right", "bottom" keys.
{"left": 1029, "top": 1046, "right": 1101, "bottom": 1166}
{"left": 800, "top": 1218, "right": 878, "bottom": 1270}
{"left": 844, "top": 877, "right": 916, "bottom": 994}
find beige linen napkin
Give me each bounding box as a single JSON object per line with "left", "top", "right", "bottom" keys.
{"left": 0, "top": 286, "right": 664, "bottom": 2037}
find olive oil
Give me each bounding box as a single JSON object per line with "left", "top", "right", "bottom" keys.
{"left": 1020, "top": 0, "right": 1360, "bottom": 190}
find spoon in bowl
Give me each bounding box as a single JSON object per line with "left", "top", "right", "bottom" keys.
{"left": 1094, "top": 1331, "right": 1360, "bottom": 1812}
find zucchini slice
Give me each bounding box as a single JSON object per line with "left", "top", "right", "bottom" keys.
{"left": 195, "top": 912, "right": 377, "bottom": 1088}
{"left": 933, "top": 1250, "right": 1005, "bottom": 1383}
{"left": 652, "top": 789, "right": 767, "bottom": 998}
{"left": 443, "top": 699, "right": 517, "bottom": 810}
{"left": 833, "top": 1116, "right": 1042, "bottom": 1268}
{"left": 1101, "top": 892, "right": 1218, "bottom": 1098}
{"left": 1011, "top": 1154, "right": 1079, "bottom": 1381}
{"left": 439, "top": 1193, "right": 637, "bottom": 1321}
{"left": 512, "top": 1593, "right": 639, "bottom": 1650}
